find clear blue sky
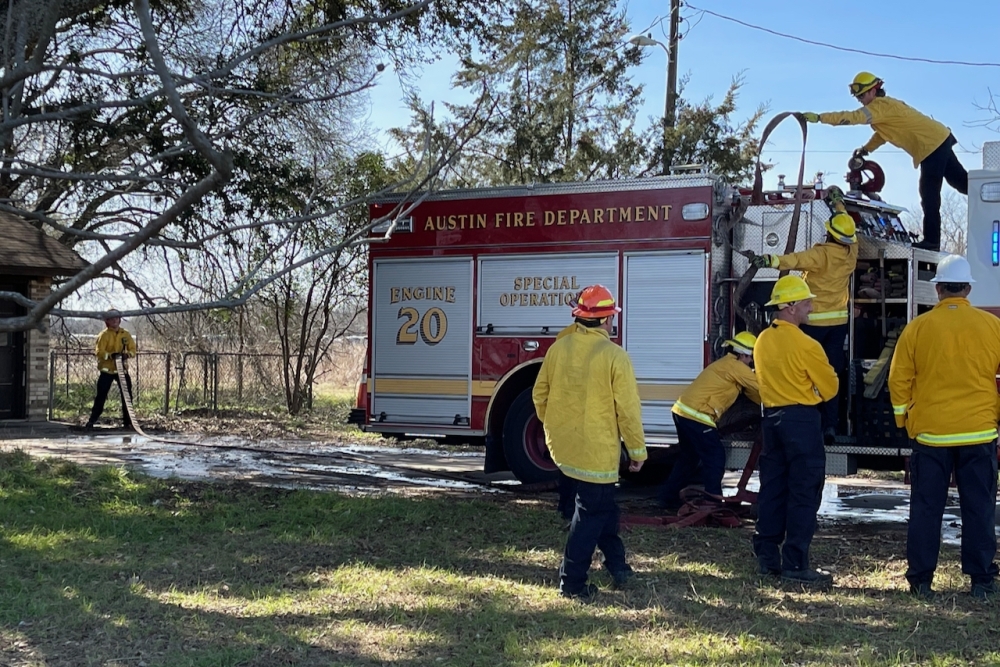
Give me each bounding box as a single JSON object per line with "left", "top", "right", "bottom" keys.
{"left": 367, "top": 0, "right": 1000, "bottom": 213}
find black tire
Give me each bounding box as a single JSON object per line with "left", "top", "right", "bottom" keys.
{"left": 502, "top": 388, "right": 559, "bottom": 484}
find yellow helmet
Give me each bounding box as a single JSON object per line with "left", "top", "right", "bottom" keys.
{"left": 723, "top": 331, "right": 757, "bottom": 355}
{"left": 825, "top": 213, "right": 857, "bottom": 244}
{"left": 849, "top": 71, "right": 883, "bottom": 97}
{"left": 766, "top": 275, "right": 816, "bottom": 307}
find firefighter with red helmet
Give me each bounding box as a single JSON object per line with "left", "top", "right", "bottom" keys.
{"left": 660, "top": 331, "right": 761, "bottom": 510}
{"left": 532, "top": 284, "right": 647, "bottom": 602}
{"left": 752, "top": 275, "right": 839, "bottom": 590}
{"left": 752, "top": 212, "right": 859, "bottom": 444}
{"left": 801, "top": 72, "right": 967, "bottom": 251}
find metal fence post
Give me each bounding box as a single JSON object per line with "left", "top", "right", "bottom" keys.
{"left": 237, "top": 353, "right": 244, "bottom": 402}
{"left": 212, "top": 353, "right": 219, "bottom": 415}
{"left": 48, "top": 351, "right": 55, "bottom": 421}
{"left": 164, "top": 352, "right": 171, "bottom": 415}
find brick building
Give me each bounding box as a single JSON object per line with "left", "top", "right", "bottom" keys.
{"left": 0, "top": 211, "right": 88, "bottom": 421}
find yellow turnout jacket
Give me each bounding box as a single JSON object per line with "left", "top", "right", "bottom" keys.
{"left": 672, "top": 354, "right": 760, "bottom": 428}
{"left": 754, "top": 320, "right": 839, "bottom": 408}
{"left": 888, "top": 298, "right": 1000, "bottom": 446}
{"left": 775, "top": 242, "right": 859, "bottom": 327}
{"left": 819, "top": 96, "right": 951, "bottom": 167}
{"left": 95, "top": 327, "right": 137, "bottom": 374}
{"left": 533, "top": 323, "right": 647, "bottom": 484}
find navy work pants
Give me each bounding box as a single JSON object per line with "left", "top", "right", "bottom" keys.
{"left": 88, "top": 370, "right": 133, "bottom": 427}
{"left": 800, "top": 323, "right": 847, "bottom": 434}
{"left": 557, "top": 470, "right": 578, "bottom": 521}
{"left": 919, "top": 134, "right": 968, "bottom": 249}
{"left": 906, "top": 440, "right": 998, "bottom": 587}
{"left": 560, "top": 479, "right": 627, "bottom": 594}
{"left": 753, "top": 405, "right": 826, "bottom": 572}
{"left": 660, "top": 412, "right": 725, "bottom": 507}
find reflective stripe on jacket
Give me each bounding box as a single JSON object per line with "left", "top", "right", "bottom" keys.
{"left": 671, "top": 354, "right": 761, "bottom": 427}
{"left": 819, "top": 96, "right": 951, "bottom": 167}
{"left": 532, "top": 322, "right": 647, "bottom": 484}
{"left": 95, "top": 327, "right": 137, "bottom": 374}
{"left": 753, "top": 320, "right": 839, "bottom": 408}
{"left": 775, "top": 242, "right": 859, "bottom": 327}
{"left": 888, "top": 297, "right": 1000, "bottom": 446}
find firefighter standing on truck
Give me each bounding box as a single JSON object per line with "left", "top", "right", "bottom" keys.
{"left": 85, "top": 310, "right": 136, "bottom": 430}
{"left": 752, "top": 212, "right": 858, "bottom": 444}
{"left": 659, "top": 331, "right": 761, "bottom": 510}
{"left": 888, "top": 255, "right": 999, "bottom": 600}
{"left": 532, "top": 284, "right": 647, "bottom": 602}
{"left": 752, "top": 275, "right": 839, "bottom": 590}
{"left": 801, "top": 72, "right": 967, "bottom": 252}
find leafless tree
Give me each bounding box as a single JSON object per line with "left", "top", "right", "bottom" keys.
{"left": 0, "top": 0, "right": 493, "bottom": 333}
{"left": 902, "top": 191, "right": 967, "bottom": 255}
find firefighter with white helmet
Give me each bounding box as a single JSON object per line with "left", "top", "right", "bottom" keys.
{"left": 752, "top": 212, "right": 859, "bottom": 444}
{"left": 532, "top": 284, "right": 647, "bottom": 602}
{"left": 659, "top": 331, "right": 761, "bottom": 510}
{"left": 801, "top": 72, "right": 967, "bottom": 251}
{"left": 85, "top": 309, "right": 137, "bottom": 430}
{"left": 888, "top": 255, "right": 1000, "bottom": 600}
{"left": 752, "top": 275, "right": 839, "bottom": 589}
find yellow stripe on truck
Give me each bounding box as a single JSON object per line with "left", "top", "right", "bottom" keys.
{"left": 637, "top": 384, "right": 687, "bottom": 401}
{"left": 375, "top": 378, "right": 469, "bottom": 396}
{"left": 372, "top": 379, "right": 684, "bottom": 400}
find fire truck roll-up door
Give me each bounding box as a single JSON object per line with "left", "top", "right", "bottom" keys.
{"left": 371, "top": 258, "right": 473, "bottom": 427}
{"left": 623, "top": 251, "right": 707, "bottom": 439}
{"left": 478, "top": 252, "right": 619, "bottom": 334}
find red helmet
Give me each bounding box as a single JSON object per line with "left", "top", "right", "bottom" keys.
{"left": 571, "top": 284, "right": 621, "bottom": 319}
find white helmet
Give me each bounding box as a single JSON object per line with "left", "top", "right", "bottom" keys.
{"left": 930, "top": 255, "right": 975, "bottom": 284}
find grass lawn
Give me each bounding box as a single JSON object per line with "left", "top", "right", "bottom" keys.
{"left": 1, "top": 450, "right": 998, "bottom": 667}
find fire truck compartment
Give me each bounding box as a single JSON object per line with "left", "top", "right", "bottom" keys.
{"left": 623, "top": 251, "right": 707, "bottom": 437}
{"left": 371, "top": 257, "right": 474, "bottom": 426}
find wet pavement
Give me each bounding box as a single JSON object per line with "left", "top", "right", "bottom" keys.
{"left": 2, "top": 427, "right": 999, "bottom": 543}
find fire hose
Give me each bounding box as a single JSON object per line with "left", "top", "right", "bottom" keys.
{"left": 731, "top": 111, "right": 810, "bottom": 335}
{"left": 113, "top": 352, "right": 195, "bottom": 446}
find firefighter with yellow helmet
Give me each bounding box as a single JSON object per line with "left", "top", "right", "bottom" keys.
{"left": 659, "top": 331, "right": 761, "bottom": 510}
{"left": 801, "top": 72, "right": 967, "bottom": 251}
{"left": 752, "top": 212, "right": 859, "bottom": 444}
{"left": 752, "top": 275, "right": 839, "bottom": 589}
{"left": 532, "top": 284, "right": 647, "bottom": 602}
{"left": 888, "top": 255, "right": 1000, "bottom": 600}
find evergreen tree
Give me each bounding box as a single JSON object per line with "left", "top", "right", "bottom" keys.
{"left": 394, "top": 0, "right": 646, "bottom": 185}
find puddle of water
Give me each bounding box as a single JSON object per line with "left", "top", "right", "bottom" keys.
{"left": 723, "top": 474, "right": 999, "bottom": 547}
{"left": 96, "top": 438, "right": 497, "bottom": 494}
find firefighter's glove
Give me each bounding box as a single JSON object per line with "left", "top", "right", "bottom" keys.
{"left": 853, "top": 147, "right": 869, "bottom": 159}
{"left": 751, "top": 254, "right": 779, "bottom": 269}
{"left": 801, "top": 112, "right": 820, "bottom": 123}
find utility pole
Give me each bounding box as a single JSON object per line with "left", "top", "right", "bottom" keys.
{"left": 665, "top": 0, "right": 680, "bottom": 128}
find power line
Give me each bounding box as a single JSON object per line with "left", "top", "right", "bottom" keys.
{"left": 685, "top": 4, "right": 1000, "bottom": 68}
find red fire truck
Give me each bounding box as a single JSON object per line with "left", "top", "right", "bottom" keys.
{"left": 349, "top": 160, "right": 959, "bottom": 483}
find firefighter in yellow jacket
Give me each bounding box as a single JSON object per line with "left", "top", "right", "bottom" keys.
{"left": 753, "top": 275, "right": 839, "bottom": 590}
{"left": 752, "top": 212, "right": 858, "bottom": 443}
{"left": 802, "top": 72, "right": 967, "bottom": 251}
{"left": 888, "top": 255, "right": 999, "bottom": 600}
{"left": 85, "top": 310, "right": 137, "bottom": 430}
{"left": 533, "top": 284, "right": 647, "bottom": 602}
{"left": 660, "top": 332, "right": 761, "bottom": 509}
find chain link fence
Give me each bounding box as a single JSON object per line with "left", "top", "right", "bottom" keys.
{"left": 48, "top": 346, "right": 362, "bottom": 422}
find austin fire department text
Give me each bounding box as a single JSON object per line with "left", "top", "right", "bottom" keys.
{"left": 422, "top": 205, "right": 673, "bottom": 231}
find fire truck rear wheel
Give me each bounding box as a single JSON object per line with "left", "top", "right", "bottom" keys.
{"left": 502, "top": 388, "right": 559, "bottom": 485}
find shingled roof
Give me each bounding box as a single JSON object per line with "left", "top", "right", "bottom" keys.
{"left": 0, "top": 210, "right": 89, "bottom": 277}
